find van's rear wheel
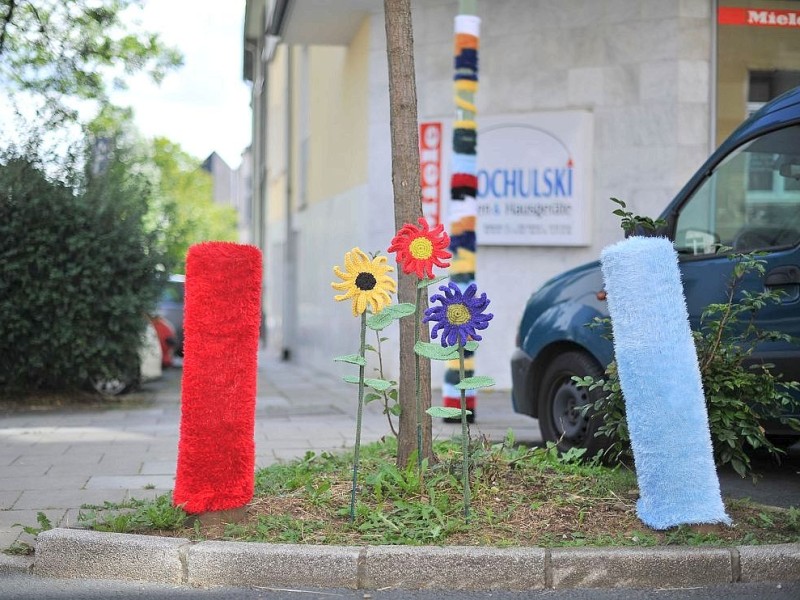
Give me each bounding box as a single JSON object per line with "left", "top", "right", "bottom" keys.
{"left": 538, "top": 351, "right": 609, "bottom": 456}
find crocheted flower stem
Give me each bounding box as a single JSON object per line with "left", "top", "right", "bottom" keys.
{"left": 350, "top": 312, "right": 368, "bottom": 522}
{"left": 459, "top": 342, "right": 471, "bottom": 521}
{"left": 414, "top": 284, "right": 424, "bottom": 473}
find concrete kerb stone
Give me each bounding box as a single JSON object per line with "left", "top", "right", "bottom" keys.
{"left": 19, "top": 529, "right": 800, "bottom": 590}
{"left": 738, "top": 543, "right": 800, "bottom": 583}
{"left": 0, "top": 553, "right": 33, "bottom": 575}
{"left": 360, "top": 545, "right": 547, "bottom": 590}
{"left": 549, "top": 546, "right": 733, "bottom": 589}
{"left": 185, "top": 541, "right": 362, "bottom": 589}
{"left": 33, "top": 529, "right": 190, "bottom": 585}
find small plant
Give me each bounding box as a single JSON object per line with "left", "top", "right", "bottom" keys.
{"left": 610, "top": 197, "right": 667, "bottom": 236}
{"left": 787, "top": 506, "right": 800, "bottom": 532}
{"left": 364, "top": 330, "right": 401, "bottom": 435}
{"left": 5, "top": 512, "right": 53, "bottom": 555}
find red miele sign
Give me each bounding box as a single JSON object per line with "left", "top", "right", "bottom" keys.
{"left": 718, "top": 7, "right": 800, "bottom": 27}
{"left": 419, "top": 122, "right": 442, "bottom": 228}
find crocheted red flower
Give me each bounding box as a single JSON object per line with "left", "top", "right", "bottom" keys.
{"left": 388, "top": 217, "right": 452, "bottom": 279}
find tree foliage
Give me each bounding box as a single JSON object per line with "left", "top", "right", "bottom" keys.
{"left": 0, "top": 143, "right": 167, "bottom": 392}
{"left": 0, "top": 0, "right": 182, "bottom": 122}
{"left": 86, "top": 106, "right": 240, "bottom": 274}
{"left": 150, "top": 137, "right": 239, "bottom": 273}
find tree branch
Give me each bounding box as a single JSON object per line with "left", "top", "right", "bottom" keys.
{"left": 0, "top": 0, "right": 19, "bottom": 56}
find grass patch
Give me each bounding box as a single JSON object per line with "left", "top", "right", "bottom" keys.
{"left": 50, "top": 434, "right": 800, "bottom": 549}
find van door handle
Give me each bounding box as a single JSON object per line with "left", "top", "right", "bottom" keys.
{"left": 764, "top": 265, "right": 800, "bottom": 287}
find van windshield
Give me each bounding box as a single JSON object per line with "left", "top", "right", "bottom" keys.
{"left": 674, "top": 125, "right": 800, "bottom": 256}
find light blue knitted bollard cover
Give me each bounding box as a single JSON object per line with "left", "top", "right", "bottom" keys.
{"left": 600, "top": 236, "right": 730, "bottom": 530}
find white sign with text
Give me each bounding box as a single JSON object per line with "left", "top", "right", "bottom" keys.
{"left": 476, "top": 111, "right": 593, "bottom": 246}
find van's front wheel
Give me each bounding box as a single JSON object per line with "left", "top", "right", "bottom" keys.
{"left": 538, "top": 351, "right": 609, "bottom": 456}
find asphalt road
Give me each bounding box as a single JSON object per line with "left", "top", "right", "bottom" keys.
{"left": 1, "top": 574, "right": 798, "bottom": 600}
{"left": 717, "top": 442, "right": 800, "bottom": 508}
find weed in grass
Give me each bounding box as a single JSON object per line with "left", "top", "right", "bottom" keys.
{"left": 14, "top": 511, "right": 53, "bottom": 537}
{"left": 3, "top": 541, "right": 34, "bottom": 556}
{"left": 663, "top": 525, "right": 728, "bottom": 547}
{"left": 78, "top": 493, "right": 187, "bottom": 533}
{"left": 787, "top": 507, "right": 800, "bottom": 532}
{"left": 3, "top": 512, "right": 54, "bottom": 555}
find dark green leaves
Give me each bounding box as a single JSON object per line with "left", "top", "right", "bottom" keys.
{"left": 0, "top": 148, "right": 167, "bottom": 391}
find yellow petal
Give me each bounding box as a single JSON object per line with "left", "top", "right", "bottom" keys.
{"left": 355, "top": 293, "right": 368, "bottom": 315}
{"left": 333, "top": 265, "right": 352, "bottom": 280}
{"left": 332, "top": 280, "right": 354, "bottom": 291}
{"left": 333, "top": 287, "right": 357, "bottom": 301}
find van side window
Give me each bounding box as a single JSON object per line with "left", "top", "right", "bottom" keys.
{"left": 674, "top": 125, "right": 800, "bottom": 256}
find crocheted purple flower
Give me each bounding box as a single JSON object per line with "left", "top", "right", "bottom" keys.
{"left": 423, "top": 282, "right": 493, "bottom": 347}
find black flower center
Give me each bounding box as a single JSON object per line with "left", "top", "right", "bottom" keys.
{"left": 355, "top": 272, "right": 377, "bottom": 291}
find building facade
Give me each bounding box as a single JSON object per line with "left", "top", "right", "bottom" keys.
{"left": 243, "top": 0, "right": 800, "bottom": 388}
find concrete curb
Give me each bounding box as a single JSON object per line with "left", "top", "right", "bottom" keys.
{"left": 0, "top": 553, "right": 33, "bottom": 575}
{"left": 22, "top": 529, "right": 800, "bottom": 591}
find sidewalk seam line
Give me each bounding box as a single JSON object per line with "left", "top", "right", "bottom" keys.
{"left": 544, "top": 548, "right": 552, "bottom": 589}
{"left": 356, "top": 545, "right": 368, "bottom": 589}
{"left": 729, "top": 546, "right": 741, "bottom": 583}
{"left": 177, "top": 541, "right": 192, "bottom": 584}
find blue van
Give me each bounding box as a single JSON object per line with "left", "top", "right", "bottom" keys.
{"left": 511, "top": 87, "right": 800, "bottom": 454}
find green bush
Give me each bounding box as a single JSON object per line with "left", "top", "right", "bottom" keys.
{"left": 0, "top": 146, "right": 168, "bottom": 392}
{"left": 579, "top": 252, "right": 800, "bottom": 479}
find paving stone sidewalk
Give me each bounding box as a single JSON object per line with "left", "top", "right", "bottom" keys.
{"left": 0, "top": 352, "right": 539, "bottom": 550}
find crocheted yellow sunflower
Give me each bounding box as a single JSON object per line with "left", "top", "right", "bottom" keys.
{"left": 332, "top": 248, "right": 396, "bottom": 316}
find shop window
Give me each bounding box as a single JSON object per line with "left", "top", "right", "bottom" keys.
{"left": 716, "top": 1, "right": 800, "bottom": 145}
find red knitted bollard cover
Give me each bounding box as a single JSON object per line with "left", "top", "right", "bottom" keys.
{"left": 173, "top": 242, "right": 262, "bottom": 513}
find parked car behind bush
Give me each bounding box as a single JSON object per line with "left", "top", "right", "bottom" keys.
{"left": 157, "top": 274, "right": 184, "bottom": 356}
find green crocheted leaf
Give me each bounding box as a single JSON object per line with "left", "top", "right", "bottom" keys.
{"left": 464, "top": 341, "right": 479, "bottom": 352}
{"left": 414, "top": 341, "right": 459, "bottom": 361}
{"left": 366, "top": 311, "right": 393, "bottom": 331}
{"left": 342, "top": 376, "right": 393, "bottom": 392}
{"left": 426, "top": 407, "right": 472, "bottom": 419}
{"left": 418, "top": 275, "right": 448, "bottom": 288}
{"left": 363, "top": 377, "right": 393, "bottom": 392}
{"left": 333, "top": 354, "right": 366, "bottom": 366}
{"left": 455, "top": 376, "right": 496, "bottom": 390}
{"left": 384, "top": 303, "right": 416, "bottom": 318}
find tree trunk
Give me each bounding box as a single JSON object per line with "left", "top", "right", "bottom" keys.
{"left": 383, "top": 0, "right": 433, "bottom": 468}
